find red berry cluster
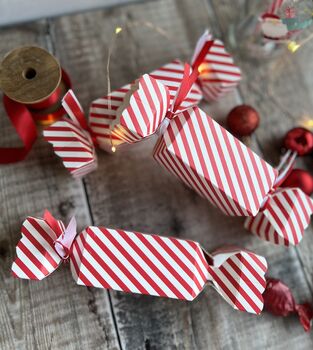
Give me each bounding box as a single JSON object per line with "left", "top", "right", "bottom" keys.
{"left": 227, "top": 104, "right": 313, "bottom": 196}
{"left": 281, "top": 127, "right": 313, "bottom": 195}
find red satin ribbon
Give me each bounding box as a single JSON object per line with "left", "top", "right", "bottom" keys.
{"left": 169, "top": 63, "right": 197, "bottom": 116}
{"left": 29, "top": 86, "right": 63, "bottom": 110}
{"left": 0, "top": 69, "right": 71, "bottom": 164}
{"left": 61, "top": 89, "right": 98, "bottom": 147}
{"left": 28, "top": 69, "right": 72, "bottom": 123}
{"left": 192, "top": 39, "right": 214, "bottom": 73}
{"left": 62, "top": 89, "right": 88, "bottom": 130}
{"left": 0, "top": 96, "right": 37, "bottom": 163}
{"left": 169, "top": 39, "right": 214, "bottom": 117}
{"left": 44, "top": 209, "right": 64, "bottom": 236}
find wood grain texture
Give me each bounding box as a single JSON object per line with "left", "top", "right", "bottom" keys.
{"left": 52, "top": 0, "right": 313, "bottom": 349}
{"left": 0, "top": 46, "right": 61, "bottom": 104}
{"left": 0, "top": 0, "right": 155, "bottom": 27}
{"left": 233, "top": 40, "right": 313, "bottom": 293}
{"left": 211, "top": 0, "right": 313, "bottom": 288}
{"left": 0, "top": 21, "right": 119, "bottom": 350}
{"left": 1, "top": 0, "right": 313, "bottom": 349}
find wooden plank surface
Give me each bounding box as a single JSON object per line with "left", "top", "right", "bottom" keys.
{"left": 0, "top": 21, "right": 119, "bottom": 350}
{"left": 1, "top": 0, "right": 313, "bottom": 349}
{"left": 52, "top": 0, "right": 313, "bottom": 348}
{"left": 211, "top": 0, "right": 313, "bottom": 290}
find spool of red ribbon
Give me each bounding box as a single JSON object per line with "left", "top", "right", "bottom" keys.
{"left": 0, "top": 46, "right": 71, "bottom": 163}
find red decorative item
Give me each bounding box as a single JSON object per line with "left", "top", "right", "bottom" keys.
{"left": 0, "top": 47, "right": 72, "bottom": 164}
{"left": 264, "top": 278, "right": 313, "bottom": 332}
{"left": 281, "top": 168, "right": 313, "bottom": 196}
{"left": 226, "top": 105, "right": 260, "bottom": 137}
{"left": 283, "top": 127, "right": 313, "bottom": 156}
{"left": 285, "top": 6, "right": 296, "bottom": 18}
{"left": 11, "top": 210, "right": 268, "bottom": 314}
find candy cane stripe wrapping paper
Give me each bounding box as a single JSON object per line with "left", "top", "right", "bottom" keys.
{"left": 89, "top": 30, "right": 240, "bottom": 151}
{"left": 44, "top": 90, "right": 97, "bottom": 177}
{"left": 153, "top": 107, "right": 313, "bottom": 246}
{"left": 89, "top": 69, "right": 313, "bottom": 247}
{"left": 45, "top": 84, "right": 313, "bottom": 247}
{"left": 98, "top": 73, "right": 313, "bottom": 247}
{"left": 154, "top": 106, "right": 277, "bottom": 217}
{"left": 89, "top": 61, "right": 202, "bottom": 151}
{"left": 194, "top": 39, "right": 241, "bottom": 102}
{"left": 111, "top": 74, "right": 171, "bottom": 144}
{"left": 12, "top": 211, "right": 267, "bottom": 314}
{"left": 43, "top": 30, "right": 313, "bottom": 247}
{"left": 245, "top": 188, "right": 313, "bottom": 246}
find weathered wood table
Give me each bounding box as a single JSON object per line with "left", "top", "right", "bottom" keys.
{"left": 1, "top": 0, "right": 313, "bottom": 348}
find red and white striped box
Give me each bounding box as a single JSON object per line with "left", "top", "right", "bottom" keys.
{"left": 44, "top": 119, "right": 97, "bottom": 178}
{"left": 11, "top": 213, "right": 267, "bottom": 314}
{"left": 88, "top": 31, "right": 241, "bottom": 151}
{"left": 70, "top": 226, "right": 209, "bottom": 301}
{"left": 153, "top": 108, "right": 313, "bottom": 244}
{"left": 244, "top": 188, "right": 313, "bottom": 246}
{"left": 89, "top": 60, "right": 202, "bottom": 151}
{"left": 70, "top": 227, "right": 266, "bottom": 313}
{"left": 109, "top": 74, "right": 171, "bottom": 145}
{"left": 153, "top": 106, "right": 277, "bottom": 217}
{"left": 195, "top": 39, "right": 241, "bottom": 102}
{"left": 44, "top": 90, "right": 97, "bottom": 178}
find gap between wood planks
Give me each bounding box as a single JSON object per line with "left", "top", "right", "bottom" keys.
{"left": 206, "top": 0, "right": 313, "bottom": 300}
{"left": 46, "top": 18, "right": 124, "bottom": 350}
{"left": 36, "top": 1, "right": 313, "bottom": 348}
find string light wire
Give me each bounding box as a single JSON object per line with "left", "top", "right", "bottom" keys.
{"left": 105, "top": 20, "right": 186, "bottom": 152}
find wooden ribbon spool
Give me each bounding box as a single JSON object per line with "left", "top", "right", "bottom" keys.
{"left": 0, "top": 46, "right": 68, "bottom": 125}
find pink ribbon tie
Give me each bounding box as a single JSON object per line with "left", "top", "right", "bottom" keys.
{"left": 54, "top": 216, "right": 77, "bottom": 259}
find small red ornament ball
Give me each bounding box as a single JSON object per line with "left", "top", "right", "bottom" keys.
{"left": 283, "top": 127, "right": 313, "bottom": 156}
{"left": 227, "top": 105, "right": 260, "bottom": 137}
{"left": 281, "top": 169, "right": 313, "bottom": 196}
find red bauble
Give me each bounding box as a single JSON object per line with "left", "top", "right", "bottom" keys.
{"left": 227, "top": 105, "right": 260, "bottom": 137}
{"left": 281, "top": 169, "right": 313, "bottom": 196}
{"left": 283, "top": 127, "right": 313, "bottom": 156}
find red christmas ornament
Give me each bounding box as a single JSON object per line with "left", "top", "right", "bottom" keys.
{"left": 281, "top": 169, "right": 313, "bottom": 196}
{"left": 227, "top": 105, "right": 260, "bottom": 137}
{"left": 283, "top": 127, "right": 313, "bottom": 156}
{"left": 264, "top": 278, "right": 313, "bottom": 332}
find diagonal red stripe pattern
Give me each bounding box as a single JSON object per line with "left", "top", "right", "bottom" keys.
{"left": 11, "top": 217, "right": 61, "bottom": 280}
{"left": 197, "top": 39, "right": 241, "bottom": 102}
{"left": 44, "top": 119, "right": 97, "bottom": 178}
{"left": 245, "top": 188, "right": 313, "bottom": 246}
{"left": 11, "top": 215, "right": 268, "bottom": 314}
{"left": 70, "top": 226, "right": 209, "bottom": 300}
{"left": 69, "top": 227, "right": 267, "bottom": 313}
{"left": 153, "top": 106, "right": 277, "bottom": 216}
{"left": 111, "top": 74, "right": 170, "bottom": 144}
{"left": 207, "top": 250, "right": 267, "bottom": 314}
{"left": 89, "top": 60, "right": 203, "bottom": 151}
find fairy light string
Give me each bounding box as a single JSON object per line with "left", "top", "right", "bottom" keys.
{"left": 287, "top": 30, "right": 313, "bottom": 52}
{"left": 105, "top": 21, "right": 187, "bottom": 152}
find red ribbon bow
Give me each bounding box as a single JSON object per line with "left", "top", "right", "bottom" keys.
{"left": 0, "top": 69, "right": 71, "bottom": 164}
